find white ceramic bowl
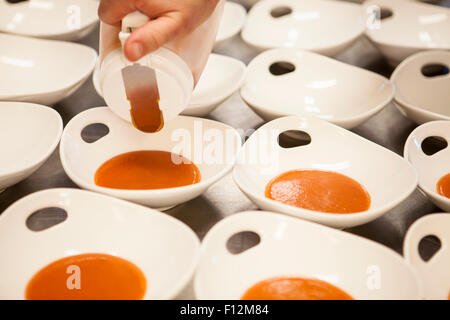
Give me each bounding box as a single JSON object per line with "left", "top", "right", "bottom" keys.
{"left": 182, "top": 54, "right": 246, "bottom": 116}
{"left": 215, "top": 1, "right": 247, "bottom": 48}
{"left": 365, "top": 0, "right": 450, "bottom": 65}
{"left": 0, "top": 34, "right": 97, "bottom": 105}
{"left": 94, "top": 54, "right": 247, "bottom": 117}
{"left": 391, "top": 50, "right": 450, "bottom": 124}
{"left": 0, "top": 188, "right": 200, "bottom": 299}
{"left": 242, "top": 0, "right": 365, "bottom": 56}
{"left": 195, "top": 211, "right": 423, "bottom": 299}
{"left": 0, "top": 0, "right": 99, "bottom": 41}
{"left": 233, "top": 116, "right": 418, "bottom": 229}
{"left": 60, "top": 107, "right": 241, "bottom": 209}
{"left": 240, "top": 48, "right": 394, "bottom": 129}
{"left": 404, "top": 213, "right": 450, "bottom": 300}
{"left": 0, "top": 102, "right": 63, "bottom": 192}
{"left": 404, "top": 121, "right": 450, "bottom": 212}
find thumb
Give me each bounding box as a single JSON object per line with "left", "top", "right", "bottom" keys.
{"left": 124, "top": 14, "right": 182, "bottom": 61}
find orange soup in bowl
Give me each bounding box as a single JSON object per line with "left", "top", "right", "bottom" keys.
{"left": 26, "top": 253, "right": 146, "bottom": 300}
{"left": 242, "top": 277, "right": 353, "bottom": 300}
{"left": 265, "top": 170, "right": 370, "bottom": 214}
{"left": 94, "top": 150, "right": 201, "bottom": 190}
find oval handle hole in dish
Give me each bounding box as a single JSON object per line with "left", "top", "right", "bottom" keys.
{"left": 418, "top": 235, "right": 441, "bottom": 262}
{"left": 6, "top": 0, "right": 28, "bottom": 3}
{"left": 421, "top": 136, "right": 447, "bottom": 156}
{"left": 269, "top": 61, "right": 295, "bottom": 76}
{"left": 226, "top": 231, "right": 261, "bottom": 255}
{"left": 270, "top": 6, "right": 292, "bottom": 18}
{"left": 278, "top": 130, "right": 311, "bottom": 148}
{"left": 26, "top": 207, "right": 68, "bottom": 232}
{"left": 379, "top": 7, "right": 393, "bottom": 20}
{"left": 81, "top": 123, "right": 110, "bottom": 143}
{"left": 421, "top": 64, "right": 449, "bottom": 78}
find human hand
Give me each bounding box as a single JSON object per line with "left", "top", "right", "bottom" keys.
{"left": 98, "top": 0, "right": 220, "bottom": 61}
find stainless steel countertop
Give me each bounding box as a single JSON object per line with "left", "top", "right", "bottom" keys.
{"left": 1, "top": 0, "right": 448, "bottom": 257}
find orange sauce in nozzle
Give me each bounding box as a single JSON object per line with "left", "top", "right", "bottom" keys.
{"left": 128, "top": 87, "right": 164, "bottom": 133}
{"left": 122, "top": 63, "right": 164, "bottom": 133}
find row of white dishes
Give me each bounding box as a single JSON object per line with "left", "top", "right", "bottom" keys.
{"left": 241, "top": 0, "right": 450, "bottom": 65}
{"left": 0, "top": 0, "right": 247, "bottom": 106}
{"left": 2, "top": 32, "right": 449, "bottom": 220}
{"left": 2, "top": 1, "right": 449, "bottom": 119}
{"left": 94, "top": 47, "right": 450, "bottom": 125}
{"left": 0, "top": 1, "right": 448, "bottom": 231}
{"left": 2, "top": 95, "right": 449, "bottom": 225}
{"left": 0, "top": 99, "right": 448, "bottom": 298}
{"left": 0, "top": 0, "right": 449, "bottom": 300}
{"left": 0, "top": 0, "right": 246, "bottom": 45}
{"left": 0, "top": 188, "right": 448, "bottom": 299}
{"left": 2, "top": 0, "right": 449, "bottom": 67}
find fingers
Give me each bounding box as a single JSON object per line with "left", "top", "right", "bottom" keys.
{"left": 98, "top": 0, "right": 135, "bottom": 26}
{"left": 124, "top": 13, "right": 182, "bottom": 61}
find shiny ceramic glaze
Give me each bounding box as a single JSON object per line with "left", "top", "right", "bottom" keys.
{"left": 0, "top": 188, "right": 200, "bottom": 299}
{"left": 404, "top": 121, "right": 450, "bottom": 212}
{"left": 404, "top": 213, "right": 450, "bottom": 300}
{"left": 365, "top": 0, "right": 450, "bottom": 65}
{"left": 0, "top": 33, "right": 97, "bottom": 105}
{"left": 0, "top": 0, "right": 99, "bottom": 41}
{"left": 391, "top": 50, "right": 450, "bottom": 124}
{"left": 233, "top": 116, "right": 418, "bottom": 228}
{"left": 0, "top": 102, "right": 62, "bottom": 192}
{"left": 195, "top": 211, "right": 422, "bottom": 299}
{"left": 240, "top": 49, "right": 394, "bottom": 129}
{"left": 242, "top": 0, "right": 365, "bottom": 56}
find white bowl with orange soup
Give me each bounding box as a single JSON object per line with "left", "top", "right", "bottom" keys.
{"left": 233, "top": 116, "right": 418, "bottom": 228}
{"left": 404, "top": 121, "right": 450, "bottom": 212}
{"left": 60, "top": 107, "right": 241, "bottom": 209}
{"left": 195, "top": 211, "right": 423, "bottom": 299}
{"left": 0, "top": 188, "right": 200, "bottom": 300}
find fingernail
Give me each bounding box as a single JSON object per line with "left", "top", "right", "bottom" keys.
{"left": 130, "top": 42, "right": 144, "bottom": 60}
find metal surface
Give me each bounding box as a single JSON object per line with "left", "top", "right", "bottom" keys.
{"left": 1, "top": 1, "right": 448, "bottom": 259}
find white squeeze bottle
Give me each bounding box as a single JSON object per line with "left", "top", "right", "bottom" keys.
{"left": 98, "top": 1, "right": 224, "bottom": 132}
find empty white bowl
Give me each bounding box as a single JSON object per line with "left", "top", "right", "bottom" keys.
{"left": 0, "top": 34, "right": 97, "bottom": 105}
{"left": 240, "top": 48, "right": 394, "bottom": 129}
{"left": 0, "top": 102, "right": 63, "bottom": 192}
{"left": 404, "top": 121, "right": 450, "bottom": 212}
{"left": 215, "top": 1, "right": 247, "bottom": 48}
{"left": 391, "top": 50, "right": 450, "bottom": 124}
{"left": 0, "top": 0, "right": 99, "bottom": 41}
{"left": 93, "top": 54, "right": 246, "bottom": 117}
{"left": 0, "top": 188, "right": 200, "bottom": 299}
{"left": 242, "top": 0, "right": 365, "bottom": 56}
{"left": 404, "top": 213, "right": 450, "bottom": 300}
{"left": 195, "top": 211, "right": 422, "bottom": 299}
{"left": 365, "top": 0, "right": 450, "bottom": 65}
{"left": 60, "top": 107, "right": 241, "bottom": 209}
{"left": 233, "top": 116, "right": 418, "bottom": 229}
{"left": 182, "top": 54, "right": 246, "bottom": 116}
